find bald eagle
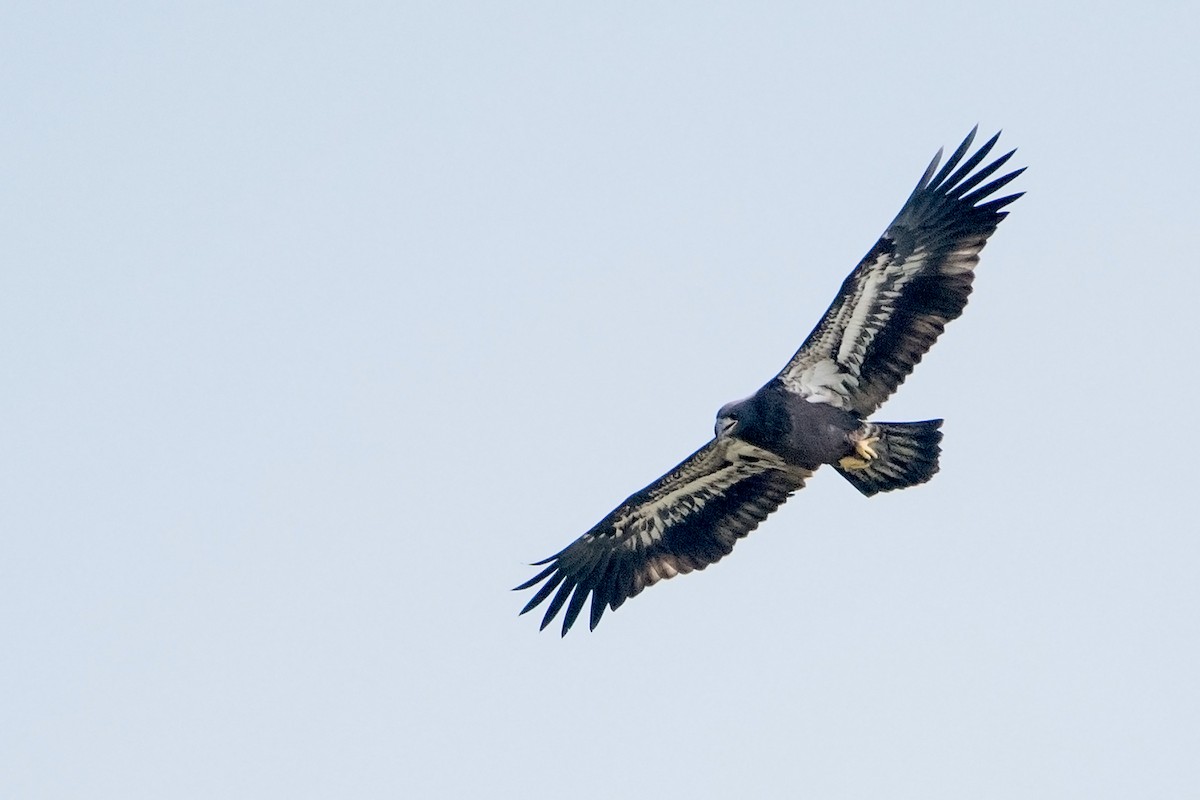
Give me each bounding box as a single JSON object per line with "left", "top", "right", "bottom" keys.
{"left": 516, "top": 128, "right": 1023, "bottom": 635}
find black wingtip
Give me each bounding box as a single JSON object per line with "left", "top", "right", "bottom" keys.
{"left": 916, "top": 146, "right": 944, "bottom": 192}
{"left": 895, "top": 129, "right": 1024, "bottom": 229}
{"left": 588, "top": 591, "right": 607, "bottom": 631}
{"left": 513, "top": 561, "right": 557, "bottom": 592}
{"left": 520, "top": 566, "right": 566, "bottom": 619}
{"left": 978, "top": 191, "right": 1025, "bottom": 214}
{"left": 928, "top": 127, "right": 979, "bottom": 189}
{"left": 960, "top": 165, "right": 1027, "bottom": 207}
{"left": 562, "top": 585, "right": 590, "bottom": 634}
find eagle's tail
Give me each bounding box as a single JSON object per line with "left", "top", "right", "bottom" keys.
{"left": 834, "top": 419, "right": 943, "bottom": 497}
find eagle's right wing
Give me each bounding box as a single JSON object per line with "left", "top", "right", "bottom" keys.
{"left": 775, "top": 128, "right": 1023, "bottom": 416}
{"left": 516, "top": 438, "right": 810, "bottom": 635}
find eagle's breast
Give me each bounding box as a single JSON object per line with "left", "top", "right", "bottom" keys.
{"left": 734, "top": 383, "right": 860, "bottom": 470}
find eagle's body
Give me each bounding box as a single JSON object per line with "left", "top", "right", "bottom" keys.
{"left": 720, "top": 383, "right": 862, "bottom": 470}
{"left": 517, "top": 129, "right": 1024, "bottom": 635}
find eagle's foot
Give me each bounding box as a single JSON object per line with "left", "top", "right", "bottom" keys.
{"left": 839, "top": 428, "right": 881, "bottom": 471}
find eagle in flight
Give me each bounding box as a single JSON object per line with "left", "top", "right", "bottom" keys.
{"left": 516, "top": 128, "right": 1023, "bottom": 635}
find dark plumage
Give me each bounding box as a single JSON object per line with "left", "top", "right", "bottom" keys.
{"left": 516, "top": 128, "right": 1024, "bottom": 635}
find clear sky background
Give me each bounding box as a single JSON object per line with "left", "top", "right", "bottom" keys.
{"left": 4, "top": 3, "right": 1199, "bottom": 798}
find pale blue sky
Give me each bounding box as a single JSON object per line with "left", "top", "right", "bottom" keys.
{"left": 4, "top": 3, "right": 1199, "bottom": 798}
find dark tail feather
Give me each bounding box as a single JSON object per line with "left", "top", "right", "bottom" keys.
{"left": 835, "top": 419, "right": 943, "bottom": 497}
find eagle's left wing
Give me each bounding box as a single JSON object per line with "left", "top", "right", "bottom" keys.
{"left": 516, "top": 438, "right": 811, "bottom": 635}
{"left": 776, "top": 128, "right": 1024, "bottom": 415}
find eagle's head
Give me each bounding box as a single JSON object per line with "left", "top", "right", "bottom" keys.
{"left": 715, "top": 396, "right": 752, "bottom": 438}
{"left": 715, "top": 386, "right": 793, "bottom": 448}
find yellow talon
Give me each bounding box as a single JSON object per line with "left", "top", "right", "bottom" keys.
{"left": 839, "top": 433, "right": 880, "bottom": 471}
{"left": 855, "top": 435, "right": 880, "bottom": 461}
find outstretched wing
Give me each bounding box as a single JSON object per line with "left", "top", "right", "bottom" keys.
{"left": 515, "top": 438, "right": 810, "bottom": 635}
{"left": 777, "top": 128, "right": 1024, "bottom": 415}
